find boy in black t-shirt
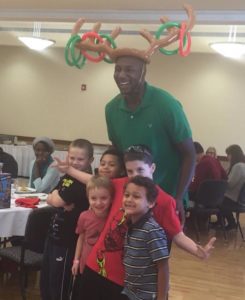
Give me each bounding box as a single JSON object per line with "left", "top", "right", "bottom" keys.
{"left": 40, "top": 139, "right": 94, "bottom": 300}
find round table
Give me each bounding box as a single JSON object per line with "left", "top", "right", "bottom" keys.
{"left": 0, "top": 198, "right": 47, "bottom": 238}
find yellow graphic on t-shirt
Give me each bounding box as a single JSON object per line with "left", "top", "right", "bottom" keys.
{"left": 62, "top": 178, "right": 73, "bottom": 187}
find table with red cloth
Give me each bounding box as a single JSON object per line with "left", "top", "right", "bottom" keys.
{"left": 0, "top": 198, "right": 47, "bottom": 238}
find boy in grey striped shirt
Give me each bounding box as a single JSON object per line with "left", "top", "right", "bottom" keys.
{"left": 122, "top": 176, "right": 169, "bottom": 300}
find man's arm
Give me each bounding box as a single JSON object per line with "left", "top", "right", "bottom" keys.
{"left": 175, "top": 137, "right": 195, "bottom": 224}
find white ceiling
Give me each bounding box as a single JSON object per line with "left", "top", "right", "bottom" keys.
{"left": 1, "top": 1, "right": 245, "bottom": 54}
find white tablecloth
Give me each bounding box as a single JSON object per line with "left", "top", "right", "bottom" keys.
{"left": 0, "top": 144, "right": 105, "bottom": 177}
{"left": 0, "top": 199, "right": 47, "bottom": 237}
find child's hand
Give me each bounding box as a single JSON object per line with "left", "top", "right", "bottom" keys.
{"left": 52, "top": 156, "right": 70, "bottom": 173}
{"left": 64, "top": 203, "right": 75, "bottom": 212}
{"left": 72, "top": 260, "right": 79, "bottom": 276}
{"left": 196, "top": 237, "right": 216, "bottom": 259}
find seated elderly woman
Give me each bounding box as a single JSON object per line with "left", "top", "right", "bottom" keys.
{"left": 206, "top": 146, "right": 217, "bottom": 159}
{"left": 28, "top": 136, "right": 60, "bottom": 193}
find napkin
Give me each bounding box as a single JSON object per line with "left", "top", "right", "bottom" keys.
{"left": 15, "top": 197, "right": 40, "bottom": 208}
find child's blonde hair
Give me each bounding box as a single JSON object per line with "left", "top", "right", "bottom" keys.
{"left": 69, "top": 139, "right": 94, "bottom": 159}
{"left": 86, "top": 175, "right": 115, "bottom": 198}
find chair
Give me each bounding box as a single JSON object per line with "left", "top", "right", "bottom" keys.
{"left": 189, "top": 180, "right": 228, "bottom": 242}
{"left": 0, "top": 206, "right": 55, "bottom": 300}
{"left": 232, "top": 182, "right": 245, "bottom": 241}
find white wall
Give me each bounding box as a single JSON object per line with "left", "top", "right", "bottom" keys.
{"left": 0, "top": 45, "right": 245, "bottom": 155}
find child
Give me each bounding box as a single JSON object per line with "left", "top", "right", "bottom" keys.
{"left": 123, "top": 145, "right": 216, "bottom": 255}
{"left": 72, "top": 175, "right": 114, "bottom": 276}
{"left": 40, "top": 139, "right": 94, "bottom": 300}
{"left": 98, "top": 147, "right": 126, "bottom": 179}
{"left": 53, "top": 144, "right": 215, "bottom": 300}
{"left": 122, "top": 176, "right": 169, "bottom": 300}
{"left": 54, "top": 146, "right": 125, "bottom": 182}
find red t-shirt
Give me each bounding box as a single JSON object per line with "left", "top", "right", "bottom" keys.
{"left": 86, "top": 177, "right": 181, "bottom": 286}
{"left": 76, "top": 209, "right": 107, "bottom": 273}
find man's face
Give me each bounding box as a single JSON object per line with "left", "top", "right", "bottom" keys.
{"left": 125, "top": 160, "right": 155, "bottom": 179}
{"left": 114, "top": 56, "right": 146, "bottom": 96}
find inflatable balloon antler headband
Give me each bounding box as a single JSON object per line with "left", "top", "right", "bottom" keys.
{"left": 65, "top": 3, "right": 195, "bottom": 69}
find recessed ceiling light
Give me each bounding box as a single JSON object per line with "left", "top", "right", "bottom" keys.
{"left": 18, "top": 36, "right": 56, "bottom": 51}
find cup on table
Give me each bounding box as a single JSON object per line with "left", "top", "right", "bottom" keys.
{"left": 0, "top": 173, "right": 11, "bottom": 208}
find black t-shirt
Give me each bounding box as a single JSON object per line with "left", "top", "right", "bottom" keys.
{"left": 48, "top": 174, "right": 89, "bottom": 247}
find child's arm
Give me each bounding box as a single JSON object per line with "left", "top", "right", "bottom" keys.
{"left": 47, "top": 190, "right": 74, "bottom": 211}
{"left": 173, "top": 232, "right": 216, "bottom": 259}
{"left": 47, "top": 190, "right": 66, "bottom": 207}
{"left": 157, "top": 259, "right": 169, "bottom": 300}
{"left": 72, "top": 233, "right": 84, "bottom": 276}
{"left": 53, "top": 157, "right": 92, "bottom": 184}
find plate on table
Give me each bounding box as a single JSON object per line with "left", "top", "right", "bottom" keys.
{"left": 13, "top": 192, "right": 48, "bottom": 201}
{"left": 15, "top": 187, "right": 36, "bottom": 194}
{"left": 33, "top": 193, "right": 48, "bottom": 201}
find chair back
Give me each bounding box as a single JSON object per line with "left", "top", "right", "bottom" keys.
{"left": 196, "top": 180, "right": 228, "bottom": 208}
{"left": 23, "top": 206, "right": 56, "bottom": 253}
{"left": 237, "top": 182, "right": 245, "bottom": 206}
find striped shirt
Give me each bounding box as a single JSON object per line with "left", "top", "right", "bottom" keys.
{"left": 123, "top": 212, "right": 169, "bottom": 300}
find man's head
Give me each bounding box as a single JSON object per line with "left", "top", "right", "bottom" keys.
{"left": 114, "top": 56, "right": 146, "bottom": 97}
{"left": 124, "top": 144, "right": 155, "bottom": 179}
{"left": 194, "top": 141, "right": 204, "bottom": 163}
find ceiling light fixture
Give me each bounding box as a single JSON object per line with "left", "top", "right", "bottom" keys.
{"left": 209, "top": 25, "right": 245, "bottom": 59}
{"left": 18, "top": 22, "right": 55, "bottom": 51}
{"left": 209, "top": 42, "right": 245, "bottom": 59}
{"left": 18, "top": 36, "right": 55, "bottom": 51}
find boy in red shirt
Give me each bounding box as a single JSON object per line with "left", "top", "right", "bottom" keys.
{"left": 54, "top": 145, "right": 215, "bottom": 300}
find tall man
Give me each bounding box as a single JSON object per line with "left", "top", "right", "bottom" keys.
{"left": 105, "top": 56, "right": 195, "bottom": 223}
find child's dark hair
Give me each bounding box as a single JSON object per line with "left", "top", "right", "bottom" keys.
{"left": 86, "top": 175, "right": 115, "bottom": 198}
{"left": 100, "top": 147, "right": 126, "bottom": 176}
{"left": 194, "top": 142, "right": 204, "bottom": 154}
{"left": 69, "top": 139, "right": 94, "bottom": 159}
{"left": 124, "top": 144, "right": 153, "bottom": 166}
{"left": 124, "top": 176, "right": 158, "bottom": 204}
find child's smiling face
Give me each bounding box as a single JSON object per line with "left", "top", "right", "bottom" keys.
{"left": 125, "top": 160, "right": 155, "bottom": 179}
{"left": 68, "top": 146, "right": 92, "bottom": 171}
{"left": 123, "top": 182, "right": 154, "bottom": 223}
{"left": 88, "top": 187, "right": 112, "bottom": 217}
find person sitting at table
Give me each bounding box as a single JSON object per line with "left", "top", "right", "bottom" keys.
{"left": 220, "top": 144, "right": 245, "bottom": 230}
{"left": 206, "top": 146, "right": 217, "bottom": 159}
{"left": 189, "top": 142, "right": 227, "bottom": 202}
{"left": 28, "top": 136, "right": 60, "bottom": 193}
{"left": 0, "top": 147, "right": 18, "bottom": 178}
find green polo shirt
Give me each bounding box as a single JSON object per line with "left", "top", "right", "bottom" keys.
{"left": 105, "top": 82, "right": 192, "bottom": 199}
